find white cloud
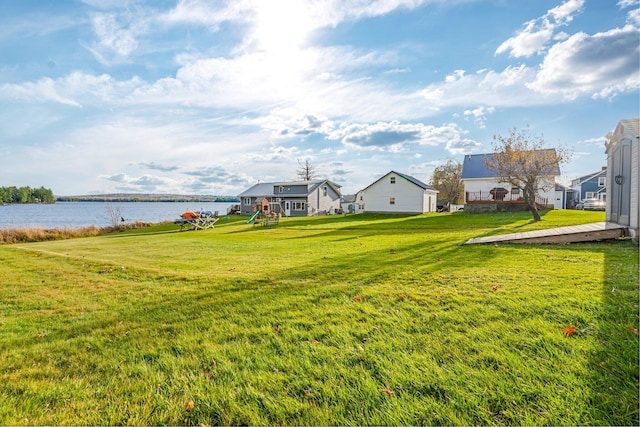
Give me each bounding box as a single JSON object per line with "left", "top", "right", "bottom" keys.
{"left": 528, "top": 25, "right": 640, "bottom": 99}
{"left": 417, "top": 65, "right": 544, "bottom": 107}
{"left": 88, "top": 12, "right": 144, "bottom": 64}
{"left": 327, "top": 121, "right": 480, "bottom": 155}
{"left": 463, "top": 106, "right": 495, "bottom": 128}
{"left": 257, "top": 108, "right": 335, "bottom": 137}
{"left": 0, "top": 72, "right": 142, "bottom": 107}
{"left": 496, "top": 0, "right": 584, "bottom": 58}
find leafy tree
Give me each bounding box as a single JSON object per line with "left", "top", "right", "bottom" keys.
{"left": 296, "top": 159, "right": 318, "bottom": 181}
{"left": 0, "top": 186, "right": 56, "bottom": 203}
{"left": 486, "top": 126, "right": 571, "bottom": 222}
{"left": 430, "top": 160, "right": 463, "bottom": 205}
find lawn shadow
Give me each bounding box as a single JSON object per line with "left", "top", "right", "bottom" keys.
{"left": 587, "top": 240, "right": 639, "bottom": 425}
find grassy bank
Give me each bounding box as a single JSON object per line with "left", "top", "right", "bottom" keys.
{"left": 0, "top": 210, "right": 637, "bottom": 425}
{"left": 0, "top": 222, "right": 155, "bottom": 244}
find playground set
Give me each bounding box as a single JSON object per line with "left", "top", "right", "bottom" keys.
{"left": 246, "top": 197, "right": 284, "bottom": 227}
{"left": 174, "top": 210, "right": 219, "bottom": 231}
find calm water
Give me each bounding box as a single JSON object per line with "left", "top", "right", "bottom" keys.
{"left": 0, "top": 201, "right": 234, "bottom": 229}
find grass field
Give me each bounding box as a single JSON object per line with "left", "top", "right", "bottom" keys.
{"left": 0, "top": 210, "right": 637, "bottom": 426}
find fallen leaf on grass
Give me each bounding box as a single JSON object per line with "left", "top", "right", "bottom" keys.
{"left": 626, "top": 326, "right": 639, "bottom": 336}
{"left": 563, "top": 326, "right": 577, "bottom": 336}
{"left": 491, "top": 285, "right": 499, "bottom": 292}
{"left": 185, "top": 400, "right": 195, "bottom": 411}
{"left": 380, "top": 385, "right": 394, "bottom": 396}
{"left": 353, "top": 295, "right": 362, "bottom": 302}
{"left": 398, "top": 294, "right": 408, "bottom": 301}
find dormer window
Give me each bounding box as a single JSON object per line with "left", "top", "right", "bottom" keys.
{"left": 390, "top": 176, "right": 396, "bottom": 184}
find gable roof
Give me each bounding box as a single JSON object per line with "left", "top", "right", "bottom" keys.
{"left": 238, "top": 179, "right": 341, "bottom": 198}
{"left": 361, "top": 170, "right": 438, "bottom": 193}
{"left": 461, "top": 150, "right": 560, "bottom": 179}
{"left": 618, "top": 118, "right": 640, "bottom": 138}
{"left": 572, "top": 168, "right": 606, "bottom": 185}
{"left": 461, "top": 154, "right": 496, "bottom": 179}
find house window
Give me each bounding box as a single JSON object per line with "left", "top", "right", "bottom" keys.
{"left": 585, "top": 192, "right": 595, "bottom": 199}
{"left": 293, "top": 202, "right": 306, "bottom": 211}
{"left": 598, "top": 177, "right": 606, "bottom": 187}
{"left": 279, "top": 186, "right": 284, "bottom": 193}
{"left": 390, "top": 197, "right": 395, "bottom": 205}
{"left": 390, "top": 176, "right": 396, "bottom": 184}
{"left": 323, "top": 186, "right": 328, "bottom": 196}
{"left": 511, "top": 187, "right": 520, "bottom": 195}
{"left": 359, "top": 194, "right": 363, "bottom": 201}
{"left": 243, "top": 197, "right": 251, "bottom": 205}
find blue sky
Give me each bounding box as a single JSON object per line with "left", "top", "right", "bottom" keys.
{"left": 1, "top": 0, "right": 638, "bottom": 196}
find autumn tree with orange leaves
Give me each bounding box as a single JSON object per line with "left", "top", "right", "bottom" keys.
{"left": 486, "top": 126, "right": 571, "bottom": 222}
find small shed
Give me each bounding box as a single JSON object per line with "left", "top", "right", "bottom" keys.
{"left": 605, "top": 118, "right": 639, "bottom": 238}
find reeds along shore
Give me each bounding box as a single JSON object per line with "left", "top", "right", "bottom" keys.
{"left": 0, "top": 221, "right": 155, "bottom": 244}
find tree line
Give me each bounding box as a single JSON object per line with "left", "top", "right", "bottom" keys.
{"left": 0, "top": 186, "right": 56, "bottom": 204}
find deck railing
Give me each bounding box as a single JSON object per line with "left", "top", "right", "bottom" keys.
{"left": 465, "top": 191, "right": 548, "bottom": 206}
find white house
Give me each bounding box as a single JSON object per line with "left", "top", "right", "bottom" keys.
{"left": 606, "top": 118, "right": 639, "bottom": 238}
{"left": 461, "top": 151, "right": 560, "bottom": 213}
{"left": 358, "top": 171, "right": 438, "bottom": 214}
{"left": 340, "top": 194, "right": 365, "bottom": 214}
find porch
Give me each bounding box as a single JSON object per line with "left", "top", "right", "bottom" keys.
{"left": 465, "top": 191, "right": 548, "bottom": 208}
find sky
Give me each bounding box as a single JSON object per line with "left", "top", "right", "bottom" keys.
{"left": 0, "top": 0, "right": 638, "bottom": 197}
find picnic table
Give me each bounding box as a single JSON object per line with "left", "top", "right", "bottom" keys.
{"left": 174, "top": 211, "right": 219, "bottom": 231}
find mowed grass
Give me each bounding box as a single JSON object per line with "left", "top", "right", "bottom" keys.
{"left": 0, "top": 210, "right": 637, "bottom": 426}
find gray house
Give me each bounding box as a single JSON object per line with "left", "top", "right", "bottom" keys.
{"left": 238, "top": 180, "right": 342, "bottom": 217}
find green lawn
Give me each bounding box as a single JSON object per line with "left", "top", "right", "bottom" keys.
{"left": 0, "top": 210, "right": 637, "bottom": 426}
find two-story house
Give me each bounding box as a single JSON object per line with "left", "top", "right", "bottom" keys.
{"left": 238, "top": 180, "right": 342, "bottom": 217}
{"left": 568, "top": 167, "right": 607, "bottom": 208}
{"left": 356, "top": 171, "right": 438, "bottom": 214}
{"left": 461, "top": 151, "right": 559, "bottom": 213}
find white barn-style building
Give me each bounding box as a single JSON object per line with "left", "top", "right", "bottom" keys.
{"left": 605, "top": 118, "right": 639, "bottom": 239}
{"left": 357, "top": 171, "right": 438, "bottom": 214}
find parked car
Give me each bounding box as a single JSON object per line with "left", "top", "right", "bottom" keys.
{"left": 582, "top": 198, "right": 605, "bottom": 211}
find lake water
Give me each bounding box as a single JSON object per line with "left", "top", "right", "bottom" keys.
{"left": 0, "top": 201, "right": 235, "bottom": 229}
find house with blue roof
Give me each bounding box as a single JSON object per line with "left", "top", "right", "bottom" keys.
{"left": 461, "top": 151, "right": 560, "bottom": 212}
{"left": 356, "top": 171, "right": 438, "bottom": 214}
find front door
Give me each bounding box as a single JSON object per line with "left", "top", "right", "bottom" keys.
{"left": 285, "top": 201, "right": 290, "bottom": 217}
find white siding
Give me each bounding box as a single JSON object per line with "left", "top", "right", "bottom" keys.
{"left": 606, "top": 120, "right": 639, "bottom": 234}
{"left": 363, "top": 172, "right": 436, "bottom": 213}
{"left": 309, "top": 184, "right": 341, "bottom": 214}
{"left": 463, "top": 177, "right": 555, "bottom": 205}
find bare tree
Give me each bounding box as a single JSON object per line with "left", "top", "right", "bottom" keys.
{"left": 296, "top": 159, "right": 318, "bottom": 181}
{"left": 486, "top": 126, "right": 571, "bottom": 222}
{"left": 105, "top": 203, "right": 125, "bottom": 229}
{"left": 430, "top": 160, "right": 463, "bottom": 206}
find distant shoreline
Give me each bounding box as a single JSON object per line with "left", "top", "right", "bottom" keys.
{"left": 56, "top": 194, "right": 240, "bottom": 203}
